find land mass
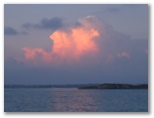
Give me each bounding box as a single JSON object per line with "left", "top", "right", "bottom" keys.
{"left": 78, "top": 83, "right": 148, "bottom": 89}
{"left": 4, "top": 83, "right": 148, "bottom": 89}
{"left": 4, "top": 84, "right": 96, "bottom": 88}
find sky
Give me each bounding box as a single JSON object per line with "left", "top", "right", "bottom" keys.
{"left": 4, "top": 4, "right": 148, "bottom": 85}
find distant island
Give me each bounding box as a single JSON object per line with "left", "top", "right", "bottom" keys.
{"left": 78, "top": 83, "right": 148, "bottom": 89}
{"left": 4, "top": 83, "right": 148, "bottom": 89}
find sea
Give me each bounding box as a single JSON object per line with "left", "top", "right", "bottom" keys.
{"left": 4, "top": 88, "right": 148, "bottom": 112}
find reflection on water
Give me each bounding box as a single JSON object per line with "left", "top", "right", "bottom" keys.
{"left": 51, "top": 89, "right": 97, "bottom": 111}
{"left": 4, "top": 88, "right": 148, "bottom": 112}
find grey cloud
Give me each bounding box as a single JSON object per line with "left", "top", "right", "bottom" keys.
{"left": 104, "top": 7, "right": 121, "bottom": 13}
{"left": 4, "top": 26, "right": 18, "bottom": 36}
{"left": 22, "top": 17, "right": 63, "bottom": 30}
{"left": 4, "top": 26, "right": 28, "bottom": 36}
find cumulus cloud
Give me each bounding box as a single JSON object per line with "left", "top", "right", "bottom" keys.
{"left": 16, "top": 16, "right": 148, "bottom": 67}
{"left": 17, "top": 16, "right": 100, "bottom": 65}
{"left": 4, "top": 16, "right": 148, "bottom": 84}
{"left": 22, "top": 17, "right": 63, "bottom": 30}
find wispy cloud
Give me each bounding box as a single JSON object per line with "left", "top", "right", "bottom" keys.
{"left": 104, "top": 7, "right": 121, "bottom": 13}
{"left": 117, "top": 52, "right": 130, "bottom": 58}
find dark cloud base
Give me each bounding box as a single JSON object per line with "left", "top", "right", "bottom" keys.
{"left": 4, "top": 26, "right": 27, "bottom": 36}
{"left": 4, "top": 26, "right": 18, "bottom": 36}
{"left": 22, "top": 17, "right": 63, "bottom": 30}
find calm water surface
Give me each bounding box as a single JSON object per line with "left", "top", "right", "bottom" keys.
{"left": 4, "top": 88, "right": 148, "bottom": 112}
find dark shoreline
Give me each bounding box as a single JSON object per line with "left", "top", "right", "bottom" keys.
{"left": 78, "top": 84, "right": 148, "bottom": 89}
{"left": 4, "top": 83, "right": 148, "bottom": 89}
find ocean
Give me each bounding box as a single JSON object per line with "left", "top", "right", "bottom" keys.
{"left": 4, "top": 88, "right": 148, "bottom": 112}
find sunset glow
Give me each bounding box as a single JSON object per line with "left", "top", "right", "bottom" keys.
{"left": 20, "top": 17, "right": 100, "bottom": 65}
{"left": 5, "top": 4, "right": 148, "bottom": 87}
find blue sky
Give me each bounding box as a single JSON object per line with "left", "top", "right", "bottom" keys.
{"left": 4, "top": 4, "right": 148, "bottom": 85}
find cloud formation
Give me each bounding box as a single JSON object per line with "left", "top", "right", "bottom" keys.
{"left": 17, "top": 16, "right": 148, "bottom": 67}
{"left": 104, "top": 7, "right": 121, "bottom": 13}
{"left": 4, "top": 26, "right": 18, "bottom": 36}
{"left": 22, "top": 17, "right": 63, "bottom": 30}
{"left": 5, "top": 16, "right": 147, "bottom": 85}
{"left": 4, "top": 26, "right": 27, "bottom": 36}
{"left": 17, "top": 16, "right": 100, "bottom": 65}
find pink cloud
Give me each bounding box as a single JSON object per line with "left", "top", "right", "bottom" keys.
{"left": 17, "top": 16, "right": 101, "bottom": 66}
